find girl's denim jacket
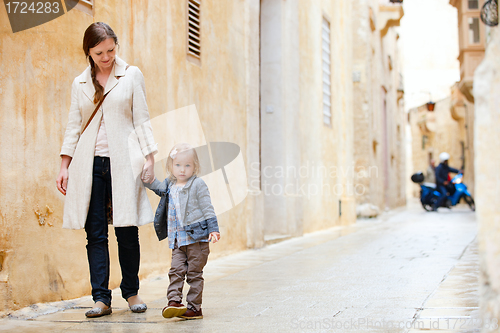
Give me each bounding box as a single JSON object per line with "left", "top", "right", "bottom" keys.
{"left": 144, "top": 175, "right": 219, "bottom": 241}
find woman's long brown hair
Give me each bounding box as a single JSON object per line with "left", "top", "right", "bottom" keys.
{"left": 82, "top": 22, "right": 118, "bottom": 104}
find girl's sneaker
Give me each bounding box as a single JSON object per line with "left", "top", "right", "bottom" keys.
{"left": 162, "top": 301, "right": 187, "bottom": 318}
{"left": 179, "top": 307, "right": 203, "bottom": 320}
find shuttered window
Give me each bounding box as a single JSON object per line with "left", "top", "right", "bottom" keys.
{"left": 322, "top": 17, "right": 332, "bottom": 126}
{"left": 468, "top": 0, "right": 479, "bottom": 9}
{"left": 187, "top": 0, "right": 201, "bottom": 62}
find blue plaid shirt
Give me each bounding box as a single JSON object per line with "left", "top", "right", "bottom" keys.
{"left": 167, "top": 185, "right": 208, "bottom": 249}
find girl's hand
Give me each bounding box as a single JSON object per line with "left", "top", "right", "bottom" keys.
{"left": 141, "top": 153, "right": 155, "bottom": 184}
{"left": 208, "top": 232, "right": 220, "bottom": 243}
{"left": 56, "top": 155, "right": 72, "bottom": 195}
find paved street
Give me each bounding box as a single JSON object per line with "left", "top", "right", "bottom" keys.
{"left": 0, "top": 201, "right": 479, "bottom": 332}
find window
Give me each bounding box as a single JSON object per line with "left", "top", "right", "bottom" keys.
{"left": 468, "top": 17, "right": 480, "bottom": 44}
{"left": 187, "top": 0, "right": 201, "bottom": 64}
{"left": 321, "top": 17, "right": 332, "bottom": 126}
{"left": 468, "top": 0, "right": 479, "bottom": 9}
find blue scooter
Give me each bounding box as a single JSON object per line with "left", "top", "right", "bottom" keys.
{"left": 412, "top": 172, "right": 475, "bottom": 212}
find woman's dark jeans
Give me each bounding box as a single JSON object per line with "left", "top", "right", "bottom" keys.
{"left": 85, "top": 156, "right": 140, "bottom": 306}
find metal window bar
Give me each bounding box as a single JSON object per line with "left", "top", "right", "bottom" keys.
{"left": 469, "top": 0, "right": 479, "bottom": 9}
{"left": 322, "top": 18, "right": 331, "bottom": 125}
{"left": 188, "top": 0, "right": 201, "bottom": 58}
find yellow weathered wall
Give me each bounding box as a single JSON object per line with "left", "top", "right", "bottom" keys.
{"left": 297, "top": 0, "right": 355, "bottom": 233}
{"left": 161, "top": 0, "right": 250, "bottom": 254}
{"left": 352, "top": 0, "right": 406, "bottom": 212}
{"left": 0, "top": 0, "right": 253, "bottom": 312}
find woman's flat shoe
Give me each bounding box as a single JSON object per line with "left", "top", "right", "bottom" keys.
{"left": 85, "top": 306, "right": 112, "bottom": 318}
{"left": 129, "top": 303, "right": 147, "bottom": 313}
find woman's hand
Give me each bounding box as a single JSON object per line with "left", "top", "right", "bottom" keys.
{"left": 141, "top": 153, "right": 155, "bottom": 184}
{"left": 56, "top": 155, "right": 72, "bottom": 195}
{"left": 208, "top": 232, "right": 220, "bottom": 243}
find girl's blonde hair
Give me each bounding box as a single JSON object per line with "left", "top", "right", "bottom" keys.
{"left": 166, "top": 143, "right": 200, "bottom": 181}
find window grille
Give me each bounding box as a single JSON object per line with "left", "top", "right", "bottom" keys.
{"left": 468, "top": 0, "right": 479, "bottom": 9}
{"left": 187, "top": 0, "right": 201, "bottom": 61}
{"left": 322, "top": 17, "right": 332, "bottom": 126}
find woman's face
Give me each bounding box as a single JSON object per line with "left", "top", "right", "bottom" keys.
{"left": 89, "top": 38, "right": 116, "bottom": 72}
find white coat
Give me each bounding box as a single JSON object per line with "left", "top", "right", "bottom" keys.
{"left": 60, "top": 56, "right": 158, "bottom": 229}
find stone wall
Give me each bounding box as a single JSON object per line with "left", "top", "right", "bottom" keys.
{"left": 259, "top": 0, "right": 356, "bottom": 239}
{"left": 473, "top": 25, "right": 500, "bottom": 331}
{"left": 409, "top": 96, "right": 469, "bottom": 197}
{"left": 0, "top": 0, "right": 388, "bottom": 313}
{"left": 352, "top": 0, "right": 406, "bottom": 213}
{"left": 0, "top": 0, "right": 259, "bottom": 312}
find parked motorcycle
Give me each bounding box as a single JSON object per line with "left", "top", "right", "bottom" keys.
{"left": 411, "top": 172, "right": 475, "bottom": 212}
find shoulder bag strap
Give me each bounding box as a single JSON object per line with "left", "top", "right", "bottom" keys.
{"left": 81, "top": 65, "right": 130, "bottom": 135}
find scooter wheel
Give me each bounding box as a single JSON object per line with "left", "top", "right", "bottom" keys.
{"left": 422, "top": 197, "right": 438, "bottom": 212}
{"left": 464, "top": 196, "right": 475, "bottom": 211}
{"left": 422, "top": 203, "right": 433, "bottom": 212}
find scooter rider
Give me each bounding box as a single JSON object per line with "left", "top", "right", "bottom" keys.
{"left": 433, "top": 152, "right": 461, "bottom": 211}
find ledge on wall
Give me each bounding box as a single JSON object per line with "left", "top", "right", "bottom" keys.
{"left": 378, "top": 4, "right": 404, "bottom": 37}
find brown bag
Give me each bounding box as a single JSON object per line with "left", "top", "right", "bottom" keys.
{"left": 82, "top": 65, "right": 130, "bottom": 134}
{"left": 81, "top": 93, "right": 109, "bottom": 134}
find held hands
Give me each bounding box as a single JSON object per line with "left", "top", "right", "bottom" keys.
{"left": 208, "top": 232, "right": 221, "bottom": 243}
{"left": 141, "top": 153, "right": 155, "bottom": 184}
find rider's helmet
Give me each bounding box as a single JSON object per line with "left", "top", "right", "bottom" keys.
{"left": 439, "top": 152, "right": 450, "bottom": 162}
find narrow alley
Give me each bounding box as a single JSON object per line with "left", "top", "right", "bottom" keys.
{"left": 0, "top": 202, "right": 479, "bottom": 332}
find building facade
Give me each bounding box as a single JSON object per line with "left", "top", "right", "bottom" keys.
{"left": 352, "top": 0, "right": 406, "bottom": 214}
{"left": 0, "top": 0, "right": 261, "bottom": 313}
{"left": 448, "top": 0, "right": 484, "bottom": 196}
{"left": 450, "top": 0, "right": 486, "bottom": 102}
{"left": 408, "top": 94, "right": 469, "bottom": 198}
{"left": 0, "top": 0, "right": 405, "bottom": 312}
{"left": 470, "top": 1, "right": 500, "bottom": 328}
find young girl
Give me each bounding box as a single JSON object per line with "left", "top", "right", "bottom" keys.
{"left": 145, "top": 143, "right": 220, "bottom": 320}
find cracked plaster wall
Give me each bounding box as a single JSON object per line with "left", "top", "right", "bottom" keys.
{"left": 0, "top": 0, "right": 258, "bottom": 312}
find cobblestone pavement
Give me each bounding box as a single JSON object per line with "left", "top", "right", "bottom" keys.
{"left": 0, "top": 201, "right": 480, "bottom": 332}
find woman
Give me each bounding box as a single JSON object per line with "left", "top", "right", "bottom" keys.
{"left": 56, "top": 22, "right": 157, "bottom": 318}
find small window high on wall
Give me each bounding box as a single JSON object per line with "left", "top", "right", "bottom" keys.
{"left": 187, "top": 0, "right": 201, "bottom": 65}
{"left": 468, "top": 0, "right": 479, "bottom": 10}
{"left": 322, "top": 17, "right": 332, "bottom": 126}
{"left": 468, "top": 17, "right": 480, "bottom": 44}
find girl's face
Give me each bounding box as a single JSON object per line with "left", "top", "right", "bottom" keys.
{"left": 89, "top": 38, "right": 116, "bottom": 73}
{"left": 172, "top": 152, "right": 195, "bottom": 183}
